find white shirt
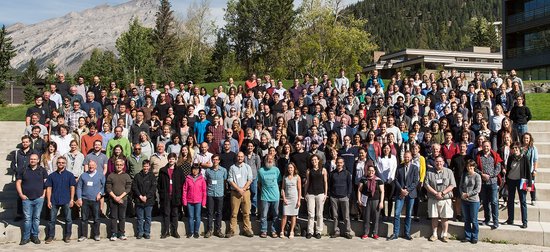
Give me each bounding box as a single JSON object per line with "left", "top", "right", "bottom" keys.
{"left": 377, "top": 155, "right": 398, "bottom": 183}
{"left": 51, "top": 134, "right": 74, "bottom": 156}
{"left": 50, "top": 92, "right": 62, "bottom": 108}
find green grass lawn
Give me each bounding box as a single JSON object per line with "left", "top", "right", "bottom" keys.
{"left": 0, "top": 104, "right": 30, "bottom": 121}
{"left": 1, "top": 92, "right": 549, "bottom": 121}
{"left": 526, "top": 93, "right": 550, "bottom": 120}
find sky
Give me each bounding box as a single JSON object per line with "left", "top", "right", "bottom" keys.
{"left": 0, "top": 0, "right": 359, "bottom": 28}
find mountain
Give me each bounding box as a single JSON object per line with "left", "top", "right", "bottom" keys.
{"left": 345, "top": 0, "right": 501, "bottom": 52}
{"left": 7, "top": 0, "right": 158, "bottom": 74}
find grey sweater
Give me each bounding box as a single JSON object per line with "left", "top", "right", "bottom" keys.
{"left": 460, "top": 172, "right": 481, "bottom": 202}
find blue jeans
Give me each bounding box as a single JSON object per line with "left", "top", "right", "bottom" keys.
{"left": 481, "top": 183, "right": 499, "bottom": 225}
{"left": 393, "top": 195, "right": 415, "bottom": 237}
{"left": 507, "top": 179, "right": 528, "bottom": 224}
{"left": 250, "top": 178, "right": 258, "bottom": 214}
{"left": 461, "top": 201, "right": 480, "bottom": 241}
{"left": 260, "top": 200, "right": 280, "bottom": 233}
{"left": 515, "top": 124, "right": 528, "bottom": 136}
{"left": 135, "top": 205, "right": 153, "bottom": 236}
{"left": 22, "top": 197, "right": 44, "bottom": 240}
{"left": 187, "top": 203, "right": 202, "bottom": 235}
{"left": 47, "top": 203, "right": 72, "bottom": 239}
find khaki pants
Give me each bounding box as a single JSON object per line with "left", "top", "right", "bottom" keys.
{"left": 306, "top": 194, "right": 325, "bottom": 234}
{"left": 230, "top": 190, "right": 252, "bottom": 234}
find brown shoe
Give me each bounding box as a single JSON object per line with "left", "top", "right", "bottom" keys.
{"left": 225, "top": 232, "right": 234, "bottom": 238}
{"left": 441, "top": 236, "right": 449, "bottom": 243}
{"left": 63, "top": 237, "right": 70, "bottom": 243}
{"left": 45, "top": 237, "right": 54, "bottom": 244}
{"left": 244, "top": 230, "right": 254, "bottom": 237}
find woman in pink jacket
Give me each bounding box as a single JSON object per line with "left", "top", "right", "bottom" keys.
{"left": 182, "top": 164, "right": 207, "bottom": 238}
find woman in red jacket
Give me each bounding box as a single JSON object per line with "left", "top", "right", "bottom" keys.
{"left": 182, "top": 164, "right": 207, "bottom": 238}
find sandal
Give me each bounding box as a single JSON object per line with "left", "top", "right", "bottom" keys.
{"left": 289, "top": 232, "right": 294, "bottom": 239}
{"left": 279, "top": 232, "right": 284, "bottom": 239}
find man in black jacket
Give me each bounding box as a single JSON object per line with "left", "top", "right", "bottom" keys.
{"left": 157, "top": 153, "right": 185, "bottom": 239}
{"left": 287, "top": 109, "right": 307, "bottom": 143}
{"left": 132, "top": 160, "right": 157, "bottom": 239}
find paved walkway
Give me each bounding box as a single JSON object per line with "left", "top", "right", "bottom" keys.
{"left": 1, "top": 236, "right": 549, "bottom": 252}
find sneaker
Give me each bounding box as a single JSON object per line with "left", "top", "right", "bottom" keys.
{"left": 521, "top": 223, "right": 528, "bottom": 229}
{"left": 214, "top": 230, "right": 225, "bottom": 238}
{"left": 45, "top": 237, "right": 54, "bottom": 244}
{"left": 441, "top": 236, "right": 449, "bottom": 243}
{"left": 361, "top": 235, "right": 368, "bottom": 240}
{"left": 78, "top": 236, "right": 87, "bottom": 242}
{"left": 193, "top": 233, "right": 199, "bottom": 239}
{"left": 372, "top": 234, "right": 379, "bottom": 240}
{"left": 314, "top": 233, "right": 321, "bottom": 239}
{"left": 110, "top": 236, "right": 117, "bottom": 241}
{"left": 30, "top": 236, "right": 41, "bottom": 244}
{"left": 94, "top": 236, "right": 101, "bottom": 241}
{"left": 532, "top": 200, "right": 536, "bottom": 206}
{"left": 119, "top": 235, "right": 127, "bottom": 240}
{"left": 343, "top": 233, "right": 353, "bottom": 239}
{"left": 330, "top": 232, "right": 340, "bottom": 238}
{"left": 429, "top": 235, "right": 437, "bottom": 242}
{"left": 306, "top": 233, "right": 312, "bottom": 239}
{"left": 136, "top": 235, "right": 142, "bottom": 240}
{"left": 471, "top": 239, "right": 478, "bottom": 244}
{"left": 19, "top": 239, "right": 30, "bottom": 245}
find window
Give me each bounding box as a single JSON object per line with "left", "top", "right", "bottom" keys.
{"left": 456, "top": 58, "right": 469, "bottom": 62}
{"left": 475, "top": 59, "right": 488, "bottom": 63}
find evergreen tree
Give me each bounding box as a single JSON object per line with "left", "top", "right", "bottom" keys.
{"left": 152, "top": 0, "right": 180, "bottom": 83}
{"left": 77, "top": 49, "right": 121, "bottom": 87}
{"left": 45, "top": 61, "right": 57, "bottom": 84}
{"left": 0, "top": 24, "right": 16, "bottom": 102}
{"left": 22, "top": 58, "right": 42, "bottom": 86}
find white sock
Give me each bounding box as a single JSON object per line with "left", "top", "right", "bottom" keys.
{"left": 442, "top": 232, "right": 447, "bottom": 237}
{"left": 433, "top": 231, "right": 437, "bottom": 237}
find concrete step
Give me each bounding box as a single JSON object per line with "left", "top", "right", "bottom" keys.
{"left": 528, "top": 121, "right": 550, "bottom": 133}
{"left": 539, "top": 155, "right": 550, "bottom": 167}
{"left": 531, "top": 132, "right": 550, "bottom": 142}
{"left": 536, "top": 169, "right": 550, "bottom": 183}
{"left": 536, "top": 143, "right": 550, "bottom": 154}
{"left": 1, "top": 216, "right": 549, "bottom": 246}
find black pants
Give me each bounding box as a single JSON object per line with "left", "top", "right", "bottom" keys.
{"left": 207, "top": 196, "right": 224, "bottom": 232}
{"left": 382, "top": 183, "right": 394, "bottom": 217}
{"left": 80, "top": 199, "right": 100, "bottom": 238}
{"left": 161, "top": 200, "right": 179, "bottom": 235}
{"left": 110, "top": 199, "right": 127, "bottom": 236}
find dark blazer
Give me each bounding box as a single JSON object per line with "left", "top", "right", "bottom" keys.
{"left": 336, "top": 126, "right": 354, "bottom": 144}
{"left": 132, "top": 170, "right": 157, "bottom": 206}
{"left": 393, "top": 163, "right": 420, "bottom": 199}
{"left": 287, "top": 118, "right": 307, "bottom": 142}
{"left": 157, "top": 165, "right": 185, "bottom": 207}
{"left": 323, "top": 121, "right": 341, "bottom": 133}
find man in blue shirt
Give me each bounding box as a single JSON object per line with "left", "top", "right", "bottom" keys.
{"left": 16, "top": 154, "right": 47, "bottom": 245}
{"left": 45, "top": 156, "right": 77, "bottom": 244}
{"left": 76, "top": 160, "right": 105, "bottom": 242}
{"left": 194, "top": 110, "right": 211, "bottom": 144}
{"left": 204, "top": 155, "right": 227, "bottom": 238}
{"left": 258, "top": 155, "right": 282, "bottom": 238}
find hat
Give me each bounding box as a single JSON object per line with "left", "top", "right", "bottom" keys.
{"left": 187, "top": 81, "right": 194, "bottom": 84}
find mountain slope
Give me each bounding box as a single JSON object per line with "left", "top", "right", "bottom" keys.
{"left": 346, "top": 0, "right": 501, "bottom": 52}
{"left": 7, "top": 0, "right": 158, "bottom": 74}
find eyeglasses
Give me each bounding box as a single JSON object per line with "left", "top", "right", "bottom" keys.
{"left": 135, "top": 148, "right": 141, "bottom": 150}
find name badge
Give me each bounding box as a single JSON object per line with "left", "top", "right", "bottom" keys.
{"left": 87, "top": 181, "right": 93, "bottom": 187}
{"left": 170, "top": 179, "right": 173, "bottom": 185}
{"left": 212, "top": 180, "right": 218, "bottom": 185}
{"left": 436, "top": 179, "right": 443, "bottom": 185}
{"left": 236, "top": 174, "right": 242, "bottom": 179}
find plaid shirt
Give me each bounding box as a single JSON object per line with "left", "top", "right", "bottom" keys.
{"left": 65, "top": 109, "right": 87, "bottom": 131}
{"left": 208, "top": 124, "right": 225, "bottom": 145}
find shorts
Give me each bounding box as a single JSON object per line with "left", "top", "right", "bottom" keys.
{"left": 427, "top": 198, "right": 453, "bottom": 219}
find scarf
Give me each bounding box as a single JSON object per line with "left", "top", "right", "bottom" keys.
{"left": 366, "top": 175, "right": 380, "bottom": 197}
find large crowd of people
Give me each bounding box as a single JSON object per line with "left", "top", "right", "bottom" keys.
{"left": 12, "top": 68, "right": 537, "bottom": 246}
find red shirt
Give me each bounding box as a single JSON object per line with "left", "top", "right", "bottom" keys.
{"left": 442, "top": 142, "right": 459, "bottom": 160}
{"left": 245, "top": 80, "right": 257, "bottom": 90}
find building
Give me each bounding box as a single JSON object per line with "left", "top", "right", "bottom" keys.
{"left": 503, "top": 0, "right": 550, "bottom": 80}
{"left": 364, "top": 47, "right": 502, "bottom": 79}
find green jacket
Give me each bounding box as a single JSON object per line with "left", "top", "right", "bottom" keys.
{"left": 127, "top": 153, "right": 148, "bottom": 179}
{"left": 106, "top": 137, "right": 131, "bottom": 158}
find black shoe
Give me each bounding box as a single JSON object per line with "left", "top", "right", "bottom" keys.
{"left": 413, "top": 217, "right": 420, "bottom": 222}
{"left": 214, "top": 230, "right": 225, "bottom": 238}
{"left": 144, "top": 234, "right": 151, "bottom": 239}
{"left": 343, "top": 233, "right": 353, "bottom": 239}
{"left": 471, "top": 239, "right": 478, "bottom": 244}
{"left": 186, "top": 234, "right": 193, "bottom": 238}
{"left": 505, "top": 220, "right": 514, "bottom": 225}
{"left": 456, "top": 215, "right": 463, "bottom": 222}
{"left": 521, "top": 223, "right": 528, "bottom": 229}
{"left": 45, "top": 237, "right": 54, "bottom": 244}
{"left": 387, "top": 235, "right": 398, "bottom": 241}
{"left": 491, "top": 224, "right": 499, "bottom": 230}
{"left": 193, "top": 233, "right": 199, "bottom": 239}
{"left": 330, "top": 233, "right": 340, "bottom": 238}
{"left": 172, "top": 232, "right": 181, "bottom": 239}
{"left": 306, "top": 233, "right": 312, "bottom": 239}
{"left": 136, "top": 235, "right": 142, "bottom": 239}
{"left": 30, "top": 236, "right": 40, "bottom": 244}
{"left": 63, "top": 237, "right": 70, "bottom": 243}
{"left": 461, "top": 239, "right": 470, "bottom": 243}
{"left": 314, "top": 233, "right": 321, "bottom": 239}
{"left": 160, "top": 233, "right": 168, "bottom": 239}
{"left": 405, "top": 235, "right": 413, "bottom": 241}
{"left": 19, "top": 239, "right": 30, "bottom": 245}
{"left": 205, "top": 230, "right": 212, "bottom": 238}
